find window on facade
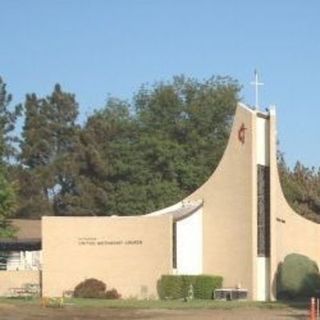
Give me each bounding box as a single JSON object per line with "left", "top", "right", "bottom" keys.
{"left": 0, "top": 252, "right": 8, "bottom": 270}
{"left": 257, "top": 165, "right": 270, "bottom": 257}
{"left": 172, "top": 222, "right": 177, "bottom": 269}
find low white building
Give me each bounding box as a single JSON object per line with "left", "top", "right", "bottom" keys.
{"left": 0, "top": 220, "right": 42, "bottom": 271}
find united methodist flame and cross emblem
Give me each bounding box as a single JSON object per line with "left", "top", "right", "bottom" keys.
{"left": 238, "top": 123, "right": 247, "bottom": 144}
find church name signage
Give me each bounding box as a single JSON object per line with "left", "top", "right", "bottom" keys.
{"left": 78, "top": 237, "right": 143, "bottom": 246}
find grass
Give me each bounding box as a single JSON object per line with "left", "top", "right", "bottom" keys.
{"left": 0, "top": 297, "right": 308, "bottom": 310}
{"left": 68, "top": 298, "right": 288, "bottom": 310}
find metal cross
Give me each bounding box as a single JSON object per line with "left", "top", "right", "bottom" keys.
{"left": 250, "top": 69, "right": 264, "bottom": 110}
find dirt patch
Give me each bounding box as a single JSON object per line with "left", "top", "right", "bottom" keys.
{"left": 0, "top": 304, "right": 308, "bottom": 320}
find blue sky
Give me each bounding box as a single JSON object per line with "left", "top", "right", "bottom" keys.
{"left": 1, "top": 0, "right": 319, "bottom": 168}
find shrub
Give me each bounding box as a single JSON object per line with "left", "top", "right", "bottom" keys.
{"left": 277, "top": 253, "right": 320, "bottom": 300}
{"left": 105, "top": 288, "right": 121, "bottom": 299}
{"left": 157, "top": 274, "right": 222, "bottom": 300}
{"left": 74, "top": 278, "right": 106, "bottom": 298}
{"left": 194, "top": 275, "right": 223, "bottom": 299}
{"left": 157, "top": 275, "right": 183, "bottom": 299}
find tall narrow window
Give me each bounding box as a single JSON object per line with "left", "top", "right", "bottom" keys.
{"left": 172, "top": 222, "right": 177, "bottom": 269}
{"left": 257, "top": 165, "right": 270, "bottom": 256}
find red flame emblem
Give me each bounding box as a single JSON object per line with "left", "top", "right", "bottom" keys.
{"left": 238, "top": 123, "right": 247, "bottom": 144}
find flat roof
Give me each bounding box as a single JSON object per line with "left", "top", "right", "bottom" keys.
{"left": 0, "top": 219, "right": 41, "bottom": 251}
{"left": 10, "top": 219, "right": 41, "bottom": 240}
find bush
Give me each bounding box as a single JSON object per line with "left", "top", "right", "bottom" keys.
{"left": 157, "top": 275, "right": 183, "bottom": 299}
{"left": 277, "top": 253, "right": 320, "bottom": 300}
{"left": 74, "top": 278, "right": 107, "bottom": 298}
{"left": 194, "top": 275, "right": 223, "bottom": 299}
{"left": 105, "top": 288, "right": 121, "bottom": 299}
{"left": 157, "top": 275, "right": 223, "bottom": 300}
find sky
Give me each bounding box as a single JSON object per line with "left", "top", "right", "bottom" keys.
{"left": 1, "top": 0, "right": 320, "bottom": 168}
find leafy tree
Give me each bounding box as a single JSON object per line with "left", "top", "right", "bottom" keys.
{"left": 135, "top": 75, "right": 239, "bottom": 194}
{"left": 279, "top": 154, "right": 320, "bottom": 222}
{"left": 7, "top": 74, "right": 320, "bottom": 221}
{"left": 15, "top": 75, "right": 240, "bottom": 217}
{"left": 73, "top": 75, "right": 240, "bottom": 216}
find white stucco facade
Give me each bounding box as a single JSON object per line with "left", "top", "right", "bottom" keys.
{"left": 256, "top": 116, "right": 270, "bottom": 166}
{"left": 256, "top": 114, "right": 271, "bottom": 301}
{"left": 256, "top": 257, "right": 270, "bottom": 301}
{"left": 176, "top": 208, "right": 203, "bottom": 274}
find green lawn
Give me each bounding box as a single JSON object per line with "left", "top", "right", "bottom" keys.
{"left": 0, "top": 297, "right": 308, "bottom": 310}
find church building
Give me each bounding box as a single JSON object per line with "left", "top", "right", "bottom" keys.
{"left": 40, "top": 102, "right": 320, "bottom": 301}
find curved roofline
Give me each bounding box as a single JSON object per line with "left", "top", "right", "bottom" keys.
{"left": 146, "top": 199, "right": 203, "bottom": 221}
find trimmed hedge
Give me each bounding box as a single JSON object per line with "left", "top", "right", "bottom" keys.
{"left": 193, "top": 275, "right": 222, "bottom": 299}
{"left": 157, "top": 275, "right": 223, "bottom": 300}
{"left": 277, "top": 253, "right": 320, "bottom": 300}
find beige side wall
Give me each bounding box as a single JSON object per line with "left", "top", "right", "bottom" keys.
{"left": 269, "top": 110, "right": 320, "bottom": 299}
{"left": 187, "top": 104, "right": 258, "bottom": 299}
{"left": 0, "top": 271, "right": 40, "bottom": 296}
{"left": 42, "top": 215, "right": 172, "bottom": 299}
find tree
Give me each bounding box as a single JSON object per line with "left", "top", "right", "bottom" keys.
{"left": 8, "top": 74, "right": 320, "bottom": 221}
{"left": 15, "top": 75, "right": 240, "bottom": 217}
{"left": 17, "top": 84, "right": 79, "bottom": 217}
{"left": 56, "top": 98, "right": 137, "bottom": 215}
{"left": 0, "top": 171, "right": 16, "bottom": 237}
{"left": 0, "top": 77, "right": 19, "bottom": 235}
{"left": 74, "top": 75, "right": 240, "bottom": 216}
{"left": 279, "top": 154, "right": 320, "bottom": 222}
{"left": 0, "top": 77, "right": 22, "bottom": 163}
{"left": 132, "top": 75, "right": 240, "bottom": 208}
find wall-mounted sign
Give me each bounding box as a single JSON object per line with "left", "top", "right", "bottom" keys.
{"left": 77, "top": 237, "right": 143, "bottom": 246}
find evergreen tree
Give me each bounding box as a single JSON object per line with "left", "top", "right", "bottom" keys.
{"left": 17, "top": 84, "right": 79, "bottom": 217}
{"left": 0, "top": 77, "right": 22, "bottom": 163}
{"left": 0, "top": 77, "right": 18, "bottom": 235}
{"left": 57, "top": 98, "right": 137, "bottom": 215}
{"left": 0, "top": 171, "right": 16, "bottom": 237}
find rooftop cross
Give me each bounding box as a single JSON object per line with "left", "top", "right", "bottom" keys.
{"left": 250, "top": 69, "right": 264, "bottom": 110}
